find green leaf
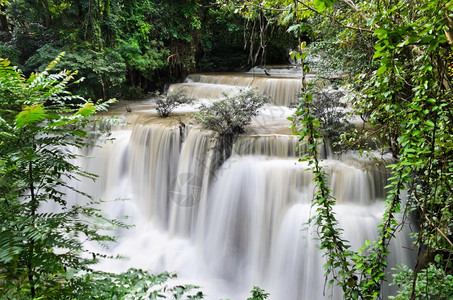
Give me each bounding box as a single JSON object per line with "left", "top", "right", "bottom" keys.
{"left": 287, "top": 24, "right": 301, "bottom": 33}
{"left": 376, "top": 65, "right": 387, "bottom": 75}
{"left": 15, "top": 104, "right": 47, "bottom": 129}
{"left": 424, "top": 120, "right": 434, "bottom": 127}
{"left": 420, "top": 35, "right": 434, "bottom": 44}
{"left": 76, "top": 102, "right": 96, "bottom": 117}
{"left": 314, "top": 0, "right": 327, "bottom": 12}
{"left": 407, "top": 36, "right": 419, "bottom": 44}
{"left": 374, "top": 28, "right": 388, "bottom": 39}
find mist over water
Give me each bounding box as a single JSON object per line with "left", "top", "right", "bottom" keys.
{"left": 71, "top": 67, "right": 414, "bottom": 299}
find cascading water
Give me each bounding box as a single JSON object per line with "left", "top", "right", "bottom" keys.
{"left": 168, "top": 66, "right": 313, "bottom": 106}
{"left": 72, "top": 67, "right": 414, "bottom": 299}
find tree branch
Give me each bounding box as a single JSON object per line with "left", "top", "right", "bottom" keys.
{"left": 340, "top": 0, "right": 370, "bottom": 23}
{"left": 444, "top": 13, "right": 453, "bottom": 45}
{"left": 413, "top": 195, "right": 453, "bottom": 249}
{"left": 242, "top": 2, "right": 297, "bottom": 12}
{"left": 295, "top": 0, "right": 373, "bottom": 33}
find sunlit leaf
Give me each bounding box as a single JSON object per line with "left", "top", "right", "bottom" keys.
{"left": 15, "top": 104, "right": 47, "bottom": 129}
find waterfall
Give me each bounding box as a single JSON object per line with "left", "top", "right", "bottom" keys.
{"left": 169, "top": 72, "right": 303, "bottom": 106}
{"left": 232, "top": 135, "right": 300, "bottom": 157}
{"left": 168, "top": 128, "right": 217, "bottom": 237}
{"left": 71, "top": 67, "right": 415, "bottom": 299}
{"left": 128, "top": 124, "right": 180, "bottom": 228}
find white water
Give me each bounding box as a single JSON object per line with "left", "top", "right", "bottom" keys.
{"left": 168, "top": 66, "right": 306, "bottom": 106}
{"left": 71, "top": 68, "right": 415, "bottom": 299}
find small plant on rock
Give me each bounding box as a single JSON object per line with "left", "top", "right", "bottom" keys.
{"left": 193, "top": 89, "right": 270, "bottom": 136}
{"left": 310, "top": 87, "right": 351, "bottom": 144}
{"left": 247, "top": 286, "right": 270, "bottom": 300}
{"left": 155, "top": 88, "right": 194, "bottom": 117}
{"left": 291, "top": 85, "right": 352, "bottom": 152}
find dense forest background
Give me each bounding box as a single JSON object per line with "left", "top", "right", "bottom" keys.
{"left": 0, "top": 0, "right": 295, "bottom": 100}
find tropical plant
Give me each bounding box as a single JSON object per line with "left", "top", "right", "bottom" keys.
{"left": 24, "top": 44, "right": 127, "bottom": 100}
{"left": 69, "top": 268, "right": 204, "bottom": 299}
{"left": 2, "top": 0, "right": 284, "bottom": 99}
{"left": 0, "top": 53, "right": 117, "bottom": 298}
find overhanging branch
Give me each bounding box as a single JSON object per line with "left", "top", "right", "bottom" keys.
{"left": 295, "top": 0, "right": 373, "bottom": 33}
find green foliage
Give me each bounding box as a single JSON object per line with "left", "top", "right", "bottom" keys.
{"left": 306, "top": 8, "right": 376, "bottom": 80}
{"left": 290, "top": 64, "right": 361, "bottom": 298}
{"left": 2, "top": 0, "right": 274, "bottom": 96}
{"left": 197, "top": 5, "right": 249, "bottom": 71}
{"left": 23, "top": 42, "right": 62, "bottom": 72}
{"left": 1, "top": 21, "right": 53, "bottom": 67}
{"left": 62, "top": 48, "right": 127, "bottom": 100}
{"left": 292, "top": 84, "right": 351, "bottom": 150}
{"left": 117, "top": 38, "right": 168, "bottom": 81}
{"left": 193, "top": 89, "right": 270, "bottom": 136}
{"left": 0, "top": 42, "right": 20, "bottom": 66}
{"left": 69, "top": 268, "right": 204, "bottom": 299}
{"left": 0, "top": 54, "right": 122, "bottom": 298}
{"left": 24, "top": 44, "right": 127, "bottom": 100}
{"left": 1, "top": 0, "right": 220, "bottom": 97}
{"left": 155, "top": 88, "right": 194, "bottom": 118}
{"left": 247, "top": 286, "right": 270, "bottom": 300}
{"left": 311, "top": 89, "right": 349, "bottom": 144}
{"left": 389, "top": 264, "right": 453, "bottom": 299}
{"left": 228, "top": 0, "right": 298, "bottom": 67}
{"left": 357, "top": 5, "right": 453, "bottom": 290}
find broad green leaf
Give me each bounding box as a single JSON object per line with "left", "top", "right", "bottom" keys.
{"left": 407, "top": 36, "right": 419, "bottom": 44}
{"left": 374, "top": 28, "right": 388, "bottom": 39}
{"left": 420, "top": 35, "right": 434, "bottom": 44}
{"left": 424, "top": 120, "right": 434, "bottom": 127}
{"left": 314, "top": 0, "right": 327, "bottom": 12}
{"left": 76, "top": 102, "right": 96, "bottom": 117}
{"left": 15, "top": 104, "right": 47, "bottom": 129}
{"left": 376, "top": 65, "right": 387, "bottom": 75}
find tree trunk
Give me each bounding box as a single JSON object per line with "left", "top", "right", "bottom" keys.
{"left": 0, "top": 5, "right": 8, "bottom": 32}
{"left": 40, "top": 0, "right": 52, "bottom": 27}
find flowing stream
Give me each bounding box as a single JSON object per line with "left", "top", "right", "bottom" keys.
{"left": 72, "top": 66, "right": 414, "bottom": 299}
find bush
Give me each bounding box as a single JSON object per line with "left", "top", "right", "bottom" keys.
{"left": 310, "top": 87, "right": 351, "bottom": 145}
{"left": 389, "top": 264, "right": 453, "bottom": 299}
{"left": 155, "top": 88, "right": 194, "bottom": 117}
{"left": 247, "top": 286, "right": 270, "bottom": 300}
{"left": 69, "top": 269, "right": 204, "bottom": 299}
{"left": 291, "top": 85, "right": 351, "bottom": 151}
{"left": 0, "top": 55, "right": 120, "bottom": 298}
{"left": 193, "top": 89, "right": 270, "bottom": 136}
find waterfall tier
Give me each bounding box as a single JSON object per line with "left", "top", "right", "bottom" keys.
{"left": 73, "top": 119, "right": 413, "bottom": 299}
{"left": 169, "top": 72, "right": 303, "bottom": 106}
